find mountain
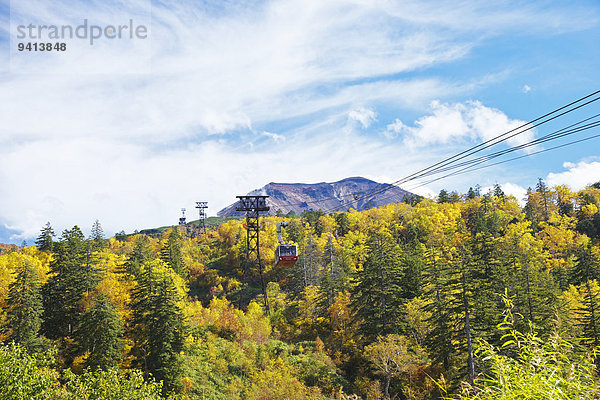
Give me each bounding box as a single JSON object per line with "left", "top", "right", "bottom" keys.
{"left": 0, "top": 243, "right": 19, "bottom": 255}
{"left": 217, "top": 177, "right": 416, "bottom": 217}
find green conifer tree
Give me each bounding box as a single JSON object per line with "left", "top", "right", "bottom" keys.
{"left": 351, "top": 230, "right": 406, "bottom": 341}
{"left": 131, "top": 261, "right": 185, "bottom": 395}
{"left": 570, "top": 243, "right": 600, "bottom": 285}
{"left": 570, "top": 244, "right": 600, "bottom": 346}
{"left": 42, "top": 226, "right": 100, "bottom": 340}
{"left": 123, "top": 235, "right": 155, "bottom": 277}
{"left": 467, "top": 187, "right": 477, "bottom": 199}
{"left": 4, "top": 262, "right": 44, "bottom": 352}
{"left": 77, "top": 296, "right": 125, "bottom": 370}
{"left": 422, "top": 246, "right": 455, "bottom": 370}
{"left": 160, "top": 229, "right": 185, "bottom": 277}
{"left": 334, "top": 212, "right": 351, "bottom": 237}
{"left": 89, "top": 220, "right": 107, "bottom": 252}
{"left": 35, "top": 222, "right": 55, "bottom": 252}
{"left": 437, "top": 189, "right": 450, "bottom": 204}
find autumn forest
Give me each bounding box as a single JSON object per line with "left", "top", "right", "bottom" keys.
{"left": 2, "top": 180, "right": 600, "bottom": 399}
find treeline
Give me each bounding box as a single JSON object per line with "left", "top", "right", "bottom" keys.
{"left": 0, "top": 180, "right": 599, "bottom": 399}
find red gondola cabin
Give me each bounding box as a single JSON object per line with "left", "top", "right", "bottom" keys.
{"left": 276, "top": 243, "right": 298, "bottom": 267}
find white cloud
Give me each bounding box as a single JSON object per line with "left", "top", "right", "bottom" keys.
{"left": 0, "top": 126, "right": 445, "bottom": 241}
{"left": 482, "top": 182, "right": 528, "bottom": 205}
{"left": 261, "top": 131, "right": 285, "bottom": 142}
{"left": 384, "top": 119, "right": 405, "bottom": 139}
{"left": 547, "top": 160, "right": 600, "bottom": 190}
{"left": 1, "top": 0, "right": 474, "bottom": 143}
{"left": 348, "top": 107, "right": 377, "bottom": 129}
{"left": 390, "top": 100, "right": 535, "bottom": 149}
{"left": 408, "top": 186, "right": 437, "bottom": 199}
{"left": 2, "top": 1, "right": 589, "bottom": 143}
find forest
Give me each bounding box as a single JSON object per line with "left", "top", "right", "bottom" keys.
{"left": 1, "top": 179, "right": 600, "bottom": 399}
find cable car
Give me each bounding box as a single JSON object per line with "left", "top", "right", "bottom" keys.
{"left": 276, "top": 243, "right": 298, "bottom": 267}
{"left": 275, "top": 222, "right": 298, "bottom": 267}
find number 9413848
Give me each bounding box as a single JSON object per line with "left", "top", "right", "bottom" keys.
{"left": 18, "top": 42, "right": 66, "bottom": 51}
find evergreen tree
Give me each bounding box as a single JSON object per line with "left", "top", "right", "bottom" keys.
{"left": 536, "top": 178, "right": 551, "bottom": 220}
{"left": 449, "top": 191, "right": 462, "bottom": 203}
{"left": 89, "top": 220, "right": 107, "bottom": 251}
{"left": 160, "top": 229, "right": 185, "bottom": 277}
{"left": 319, "top": 236, "right": 339, "bottom": 308}
{"left": 285, "top": 219, "right": 302, "bottom": 243}
{"left": 42, "top": 226, "right": 100, "bottom": 340}
{"left": 570, "top": 244, "right": 600, "bottom": 346}
{"left": 501, "top": 235, "right": 535, "bottom": 328}
{"left": 334, "top": 213, "right": 351, "bottom": 237}
{"left": 422, "top": 245, "right": 455, "bottom": 370}
{"left": 130, "top": 261, "right": 186, "bottom": 395}
{"left": 4, "top": 262, "right": 43, "bottom": 352}
{"left": 493, "top": 183, "right": 505, "bottom": 199}
{"left": 303, "top": 210, "right": 325, "bottom": 236}
{"left": 77, "top": 296, "right": 124, "bottom": 370}
{"left": 114, "top": 230, "right": 127, "bottom": 242}
{"left": 578, "top": 281, "right": 600, "bottom": 347}
{"left": 467, "top": 187, "right": 477, "bottom": 199}
{"left": 482, "top": 192, "right": 492, "bottom": 213}
{"left": 570, "top": 243, "right": 600, "bottom": 286}
{"left": 399, "top": 242, "right": 424, "bottom": 299}
{"left": 468, "top": 231, "right": 505, "bottom": 343}
{"left": 35, "top": 222, "right": 55, "bottom": 252}
{"left": 351, "top": 230, "right": 406, "bottom": 340}
{"left": 423, "top": 233, "right": 480, "bottom": 384}
{"left": 556, "top": 187, "right": 574, "bottom": 216}
{"left": 438, "top": 189, "right": 450, "bottom": 204}
{"left": 500, "top": 234, "right": 551, "bottom": 328}
{"left": 524, "top": 187, "right": 536, "bottom": 222}
{"left": 123, "top": 235, "right": 154, "bottom": 277}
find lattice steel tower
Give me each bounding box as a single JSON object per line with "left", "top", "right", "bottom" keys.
{"left": 178, "top": 208, "right": 187, "bottom": 226}
{"left": 236, "top": 195, "right": 270, "bottom": 313}
{"left": 195, "top": 201, "right": 208, "bottom": 233}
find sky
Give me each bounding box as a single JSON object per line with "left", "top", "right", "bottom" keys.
{"left": 0, "top": 0, "right": 599, "bottom": 244}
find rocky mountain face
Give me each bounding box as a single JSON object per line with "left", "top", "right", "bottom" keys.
{"left": 0, "top": 243, "right": 19, "bottom": 255}
{"left": 217, "top": 177, "right": 415, "bottom": 217}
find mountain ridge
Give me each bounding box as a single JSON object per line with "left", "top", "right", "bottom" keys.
{"left": 217, "top": 176, "right": 416, "bottom": 217}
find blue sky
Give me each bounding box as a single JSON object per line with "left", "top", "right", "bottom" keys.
{"left": 0, "top": 0, "right": 599, "bottom": 243}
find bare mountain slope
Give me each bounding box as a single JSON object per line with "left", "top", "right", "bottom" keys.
{"left": 217, "top": 177, "right": 415, "bottom": 217}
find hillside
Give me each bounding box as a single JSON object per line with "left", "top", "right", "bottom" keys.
{"left": 217, "top": 176, "right": 415, "bottom": 217}
{"left": 137, "top": 216, "right": 241, "bottom": 237}
{"left": 0, "top": 243, "right": 19, "bottom": 255}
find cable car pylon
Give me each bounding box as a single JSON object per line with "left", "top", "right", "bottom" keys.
{"left": 236, "top": 195, "right": 270, "bottom": 313}
{"left": 195, "top": 201, "right": 208, "bottom": 234}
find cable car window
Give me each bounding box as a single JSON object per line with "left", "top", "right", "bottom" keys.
{"left": 279, "top": 245, "right": 296, "bottom": 257}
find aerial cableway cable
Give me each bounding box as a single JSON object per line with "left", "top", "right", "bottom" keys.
{"left": 325, "top": 118, "right": 600, "bottom": 213}
{"left": 321, "top": 90, "right": 600, "bottom": 213}
{"left": 334, "top": 127, "right": 600, "bottom": 210}
{"left": 411, "top": 114, "right": 600, "bottom": 176}
{"left": 326, "top": 93, "right": 600, "bottom": 211}
{"left": 402, "top": 130, "right": 600, "bottom": 194}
